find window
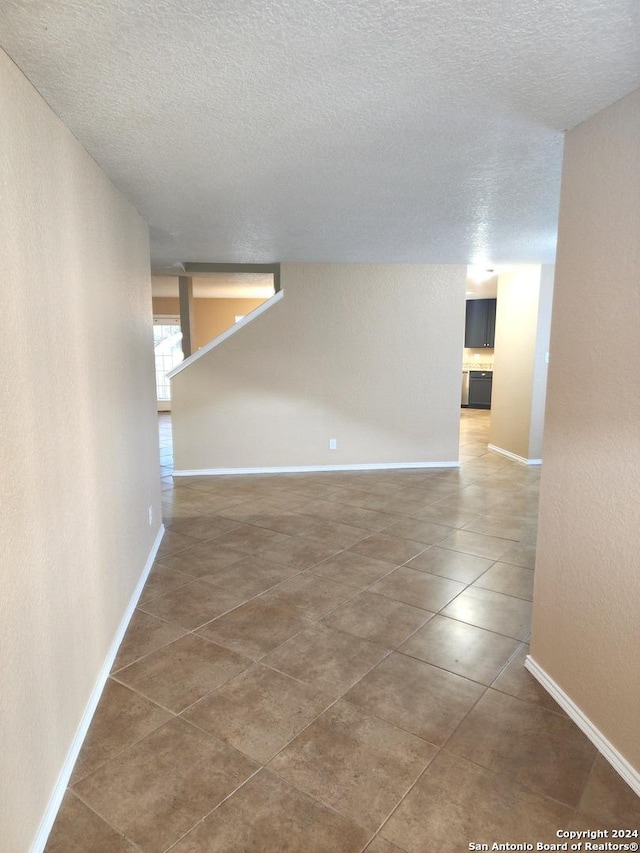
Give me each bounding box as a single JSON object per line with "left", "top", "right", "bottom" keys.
{"left": 153, "top": 316, "right": 183, "bottom": 401}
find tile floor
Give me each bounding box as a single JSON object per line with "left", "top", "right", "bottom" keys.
{"left": 46, "top": 410, "right": 639, "bottom": 851}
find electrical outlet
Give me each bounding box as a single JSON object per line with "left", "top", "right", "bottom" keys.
{"left": 148, "top": 505, "right": 153, "bottom": 525}
{"left": 329, "top": 438, "right": 337, "bottom": 450}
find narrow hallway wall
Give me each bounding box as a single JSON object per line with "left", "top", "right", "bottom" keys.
{"left": 0, "top": 49, "right": 162, "bottom": 850}
{"left": 531, "top": 87, "right": 640, "bottom": 776}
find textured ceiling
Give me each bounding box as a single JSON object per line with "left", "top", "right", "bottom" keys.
{"left": 1, "top": 0, "right": 639, "bottom": 267}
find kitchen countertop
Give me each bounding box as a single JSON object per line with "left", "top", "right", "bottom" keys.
{"left": 462, "top": 363, "right": 493, "bottom": 371}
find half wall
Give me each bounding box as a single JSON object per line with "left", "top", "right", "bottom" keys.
{"left": 171, "top": 263, "right": 466, "bottom": 472}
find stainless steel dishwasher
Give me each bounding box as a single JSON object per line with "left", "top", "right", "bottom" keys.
{"left": 461, "top": 370, "right": 470, "bottom": 406}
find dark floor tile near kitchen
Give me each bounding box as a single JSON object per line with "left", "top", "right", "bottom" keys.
{"left": 47, "top": 411, "right": 637, "bottom": 849}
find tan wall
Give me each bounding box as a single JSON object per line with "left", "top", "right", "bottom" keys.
{"left": 152, "top": 296, "right": 266, "bottom": 349}
{"left": 172, "top": 263, "right": 466, "bottom": 471}
{"left": 528, "top": 265, "right": 554, "bottom": 459}
{"left": 489, "top": 266, "right": 553, "bottom": 461}
{"left": 191, "top": 297, "right": 266, "bottom": 349}
{"left": 531, "top": 88, "right": 640, "bottom": 770}
{"left": 152, "top": 296, "right": 181, "bottom": 316}
{"left": 0, "top": 49, "right": 161, "bottom": 849}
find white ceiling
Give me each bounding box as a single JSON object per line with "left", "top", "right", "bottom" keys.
{"left": 1, "top": 0, "right": 639, "bottom": 268}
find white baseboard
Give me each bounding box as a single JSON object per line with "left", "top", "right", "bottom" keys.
{"left": 172, "top": 461, "right": 460, "bottom": 476}
{"left": 488, "top": 444, "right": 542, "bottom": 466}
{"left": 31, "top": 524, "right": 165, "bottom": 853}
{"left": 525, "top": 655, "right": 640, "bottom": 797}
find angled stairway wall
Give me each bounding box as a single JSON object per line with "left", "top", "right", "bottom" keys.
{"left": 170, "top": 263, "right": 466, "bottom": 473}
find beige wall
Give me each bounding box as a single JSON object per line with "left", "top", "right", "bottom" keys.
{"left": 528, "top": 265, "right": 554, "bottom": 459}
{"left": 531, "top": 88, "right": 640, "bottom": 771}
{"left": 0, "top": 49, "right": 161, "bottom": 850}
{"left": 489, "top": 266, "right": 553, "bottom": 461}
{"left": 172, "top": 263, "right": 466, "bottom": 471}
{"left": 152, "top": 295, "right": 181, "bottom": 316}
{"left": 152, "top": 296, "right": 266, "bottom": 349}
{"left": 191, "top": 297, "right": 267, "bottom": 349}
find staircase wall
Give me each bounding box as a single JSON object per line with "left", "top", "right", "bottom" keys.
{"left": 171, "top": 263, "right": 466, "bottom": 472}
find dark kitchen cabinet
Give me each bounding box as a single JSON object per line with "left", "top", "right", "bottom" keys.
{"left": 468, "top": 371, "right": 493, "bottom": 409}
{"left": 465, "top": 298, "right": 496, "bottom": 348}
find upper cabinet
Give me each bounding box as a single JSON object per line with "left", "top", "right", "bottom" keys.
{"left": 465, "top": 298, "right": 496, "bottom": 348}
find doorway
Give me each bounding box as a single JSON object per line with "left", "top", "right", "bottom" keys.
{"left": 153, "top": 316, "right": 183, "bottom": 411}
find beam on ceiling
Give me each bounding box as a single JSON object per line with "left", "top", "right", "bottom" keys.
{"left": 183, "top": 262, "right": 281, "bottom": 292}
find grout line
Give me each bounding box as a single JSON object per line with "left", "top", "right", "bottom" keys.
{"left": 69, "top": 788, "right": 144, "bottom": 849}
{"left": 161, "top": 765, "right": 264, "bottom": 852}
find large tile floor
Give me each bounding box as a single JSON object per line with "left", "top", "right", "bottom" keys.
{"left": 46, "top": 411, "right": 639, "bottom": 851}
